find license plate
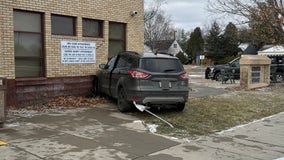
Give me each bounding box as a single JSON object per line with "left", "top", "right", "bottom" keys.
{"left": 159, "top": 80, "right": 171, "bottom": 89}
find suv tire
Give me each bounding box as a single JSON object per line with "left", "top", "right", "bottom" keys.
{"left": 214, "top": 72, "right": 222, "bottom": 81}
{"left": 117, "top": 87, "right": 133, "bottom": 112}
{"left": 275, "top": 72, "right": 284, "bottom": 82}
{"left": 177, "top": 103, "right": 185, "bottom": 111}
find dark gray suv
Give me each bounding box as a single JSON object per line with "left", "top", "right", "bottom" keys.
{"left": 93, "top": 51, "right": 189, "bottom": 112}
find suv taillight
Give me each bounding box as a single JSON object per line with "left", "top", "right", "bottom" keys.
{"left": 179, "top": 72, "right": 188, "bottom": 79}
{"left": 128, "top": 70, "right": 150, "bottom": 79}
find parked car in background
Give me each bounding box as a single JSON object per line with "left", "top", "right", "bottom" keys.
{"left": 93, "top": 51, "right": 189, "bottom": 112}
{"left": 205, "top": 57, "right": 240, "bottom": 81}
{"left": 270, "top": 56, "right": 284, "bottom": 82}
{"left": 205, "top": 56, "right": 284, "bottom": 82}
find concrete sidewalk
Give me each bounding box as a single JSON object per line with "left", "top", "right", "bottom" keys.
{"left": 1, "top": 103, "right": 284, "bottom": 160}
{"left": 0, "top": 104, "right": 179, "bottom": 160}
{"left": 151, "top": 112, "right": 284, "bottom": 160}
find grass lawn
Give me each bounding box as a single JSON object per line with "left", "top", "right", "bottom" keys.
{"left": 132, "top": 84, "right": 284, "bottom": 138}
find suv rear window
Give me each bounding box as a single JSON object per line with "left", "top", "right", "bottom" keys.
{"left": 140, "top": 58, "right": 183, "bottom": 73}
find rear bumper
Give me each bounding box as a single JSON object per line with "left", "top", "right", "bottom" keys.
{"left": 126, "top": 90, "right": 188, "bottom": 105}
{"left": 142, "top": 97, "right": 185, "bottom": 104}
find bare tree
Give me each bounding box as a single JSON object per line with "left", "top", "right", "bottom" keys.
{"left": 144, "top": 0, "right": 175, "bottom": 49}
{"left": 207, "top": 0, "right": 284, "bottom": 44}
{"left": 144, "top": 0, "right": 166, "bottom": 22}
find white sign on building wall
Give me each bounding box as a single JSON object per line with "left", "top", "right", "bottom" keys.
{"left": 61, "top": 41, "right": 96, "bottom": 64}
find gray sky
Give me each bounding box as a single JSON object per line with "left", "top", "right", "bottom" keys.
{"left": 144, "top": 0, "right": 238, "bottom": 32}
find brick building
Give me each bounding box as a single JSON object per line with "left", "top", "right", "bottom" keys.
{"left": 0, "top": 0, "right": 144, "bottom": 107}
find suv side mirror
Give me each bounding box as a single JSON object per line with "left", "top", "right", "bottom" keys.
{"left": 99, "top": 64, "right": 108, "bottom": 69}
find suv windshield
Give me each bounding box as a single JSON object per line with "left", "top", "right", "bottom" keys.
{"left": 140, "top": 58, "right": 183, "bottom": 73}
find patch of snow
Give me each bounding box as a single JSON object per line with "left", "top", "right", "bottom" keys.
{"left": 188, "top": 75, "right": 204, "bottom": 78}
{"left": 112, "top": 143, "right": 126, "bottom": 147}
{"left": 133, "top": 120, "right": 144, "bottom": 123}
{"left": 274, "top": 157, "right": 284, "bottom": 160}
{"left": 216, "top": 112, "right": 284, "bottom": 135}
{"left": 121, "top": 120, "right": 147, "bottom": 132}
{"left": 147, "top": 124, "right": 158, "bottom": 133}
{"left": 10, "top": 109, "right": 39, "bottom": 117}
{"left": 190, "top": 81, "right": 235, "bottom": 89}
{"left": 5, "top": 122, "right": 20, "bottom": 128}
{"left": 169, "top": 137, "right": 179, "bottom": 140}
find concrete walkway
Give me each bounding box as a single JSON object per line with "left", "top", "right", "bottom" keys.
{"left": 0, "top": 104, "right": 284, "bottom": 160}
{"left": 0, "top": 105, "right": 179, "bottom": 160}
{"left": 151, "top": 112, "right": 284, "bottom": 160}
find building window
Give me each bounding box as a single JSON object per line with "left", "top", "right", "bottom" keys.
{"left": 13, "top": 10, "right": 44, "bottom": 78}
{"left": 51, "top": 14, "right": 76, "bottom": 35}
{"left": 83, "top": 18, "right": 103, "bottom": 37}
{"left": 174, "top": 44, "right": 177, "bottom": 48}
{"left": 109, "top": 22, "right": 126, "bottom": 57}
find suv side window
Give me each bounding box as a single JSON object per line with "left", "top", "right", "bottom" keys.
{"left": 231, "top": 59, "right": 240, "bottom": 67}
{"left": 128, "top": 57, "right": 139, "bottom": 68}
{"left": 116, "top": 55, "right": 132, "bottom": 68}
{"left": 116, "top": 57, "right": 127, "bottom": 68}
{"left": 107, "top": 56, "right": 117, "bottom": 71}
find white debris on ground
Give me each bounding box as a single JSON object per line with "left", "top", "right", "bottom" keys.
{"left": 147, "top": 124, "right": 159, "bottom": 133}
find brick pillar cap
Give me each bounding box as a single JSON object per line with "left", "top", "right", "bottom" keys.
{"left": 240, "top": 55, "right": 271, "bottom": 65}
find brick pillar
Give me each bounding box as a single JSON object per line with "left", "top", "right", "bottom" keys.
{"left": 240, "top": 55, "right": 271, "bottom": 90}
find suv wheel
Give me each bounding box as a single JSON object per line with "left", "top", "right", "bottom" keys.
{"left": 176, "top": 103, "right": 185, "bottom": 111}
{"left": 117, "top": 87, "right": 133, "bottom": 112}
{"left": 275, "top": 72, "right": 284, "bottom": 82}
{"left": 214, "top": 72, "right": 222, "bottom": 81}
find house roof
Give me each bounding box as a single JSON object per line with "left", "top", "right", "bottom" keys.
{"left": 243, "top": 45, "right": 257, "bottom": 55}
{"left": 258, "top": 45, "right": 284, "bottom": 56}
{"left": 238, "top": 43, "right": 257, "bottom": 55}
{"left": 238, "top": 43, "right": 250, "bottom": 52}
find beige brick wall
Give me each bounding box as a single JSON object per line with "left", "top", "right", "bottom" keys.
{"left": 0, "top": 0, "right": 144, "bottom": 78}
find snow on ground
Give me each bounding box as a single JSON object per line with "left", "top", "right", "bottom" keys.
{"left": 216, "top": 112, "right": 284, "bottom": 135}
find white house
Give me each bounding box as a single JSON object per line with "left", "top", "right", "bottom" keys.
{"left": 145, "top": 40, "right": 184, "bottom": 56}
